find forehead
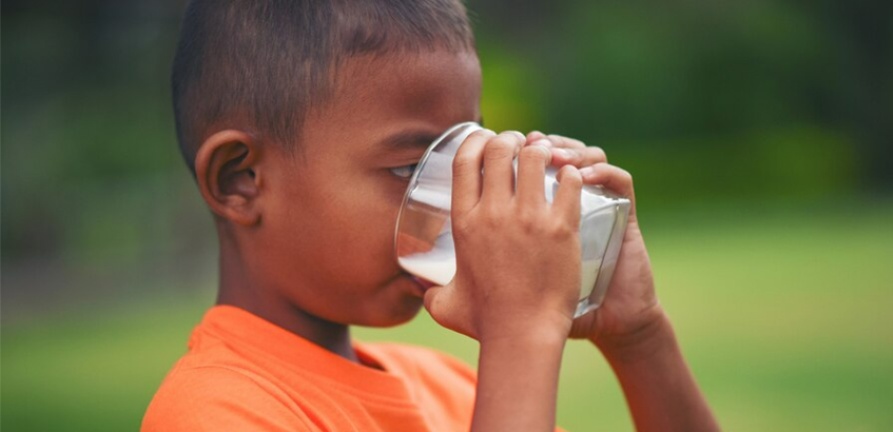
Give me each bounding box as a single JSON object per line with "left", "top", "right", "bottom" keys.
{"left": 300, "top": 50, "right": 482, "bottom": 159}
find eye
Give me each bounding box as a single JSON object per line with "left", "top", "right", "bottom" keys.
{"left": 389, "top": 163, "right": 418, "bottom": 179}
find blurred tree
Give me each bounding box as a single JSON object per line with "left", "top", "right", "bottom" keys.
{"left": 471, "top": 0, "right": 891, "bottom": 190}
{"left": 820, "top": 0, "right": 893, "bottom": 189}
{"left": 0, "top": 0, "right": 890, "bottom": 311}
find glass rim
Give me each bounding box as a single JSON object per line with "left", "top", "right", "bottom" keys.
{"left": 393, "top": 121, "right": 481, "bottom": 262}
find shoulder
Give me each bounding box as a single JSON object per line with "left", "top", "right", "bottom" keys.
{"left": 364, "top": 342, "right": 477, "bottom": 384}
{"left": 363, "top": 343, "right": 478, "bottom": 426}
{"left": 141, "top": 365, "right": 314, "bottom": 432}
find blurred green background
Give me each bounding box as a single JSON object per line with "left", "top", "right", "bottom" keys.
{"left": 2, "top": 1, "right": 892, "bottom": 431}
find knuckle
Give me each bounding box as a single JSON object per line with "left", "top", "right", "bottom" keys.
{"left": 467, "top": 203, "right": 499, "bottom": 228}
{"left": 452, "top": 216, "right": 477, "bottom": 239}
{"left": 506, "top": 130, "right": 526, "bottom": 142}
{"left": 560, "top": 167, "right": 584, "bottom": 187}
{"left": 480, "top": 213, "right": 502, "bottom": 230}
{"left": 517, "top": 208, "right": 539, "bottom": 231}
{"left": 550, "top": 218, "right": 577, "bottom": 239}
{"left": 467, "top": 129, "right": 493, "bottom": 141}
{"left": 452, "top": 154, "right": 475, "bottom": 174}
{"left": 484, "top": 136, "right": 515, "bottom": 159}
{"left": 559, "top": 148, "right": 581, "bottom": 162}
{"left": 519, "top": 146, "right": 549, "bottom": 163}
{"left": 499, "top": 130, "right": 525, "bottom": 144}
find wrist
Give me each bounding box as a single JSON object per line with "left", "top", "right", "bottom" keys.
{"left": 592, "top": 309, "right": 721, "bottom": 432}
{"left": 594, "top": 306, "right": 677, "bottom": 365}
{"left": 478, "top": 310, "right": 573, "bottom": 348}
{"left": 474, "top": 315, "right": 567, "bottom": 432}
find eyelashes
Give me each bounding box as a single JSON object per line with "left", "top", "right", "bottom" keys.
{"left": 389, "top": 163, "right": 418, "bottom": 179}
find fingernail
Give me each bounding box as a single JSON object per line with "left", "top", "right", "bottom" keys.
{"left": 554, "top": 148, "right": 572, "bottom": 158}
{"left": 579, "top": 166, "right": 595, "bottom": 178}
{"left": 508, "top": 131, "right": 525, "bottom": 141}
{"left": 533, "top": 138, "right": 552, "bottom": 148}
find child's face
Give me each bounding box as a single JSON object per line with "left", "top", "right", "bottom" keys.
{"left": 256, "top": 50, "right": 481, "bottom": 327}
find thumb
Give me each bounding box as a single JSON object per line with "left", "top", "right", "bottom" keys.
{"left": 423, "top": 282, "right": 475, "bottom": 339}
{"left": 423, "top": 285, "right": 445, "bottom": 316}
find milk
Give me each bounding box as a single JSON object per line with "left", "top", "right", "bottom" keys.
{"left": 399, "top": 253, "right": 456, "bottom": 287}
{"left": 399, "top": 227, "right": 603, "bottom": 301}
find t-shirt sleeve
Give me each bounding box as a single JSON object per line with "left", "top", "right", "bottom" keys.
{"left": 141, "top": 366, "right": 315, "bottom": 432}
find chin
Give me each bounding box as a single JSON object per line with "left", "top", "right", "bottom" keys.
{"left": 333, "top": 274, "right": 427, "bottom": 328}
{"left": 357, "top": 296, "right": 425, "bottom": 328}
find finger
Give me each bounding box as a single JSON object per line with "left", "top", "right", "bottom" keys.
{"left": 542, "top": 134, "right": 607, "bottom": 167}
{"left": 423, "top": 285, "right": 445, "bottom": 317}
{"left": 553, "top": 165, "right": 583, "bottom": 226}
{"left": 481, "top": 131, "right": 524, "bottom": 204}
{"left": 516, "top": 144, "right": 551, "bottom": 208}
{"left": 550, "top": 146, "right": 607, "bottom": 168}
{"left": 424, "top": 283, "right": 474, "bottom": 339}
{"left": 546, "top": 134, "right": 587, "bottom": 149}
{"left": 526, "top": 130, "right": 549, "bottom": 146}
{"left": 451, "top": 129, "right": 495, "bottom": 216}
{"left": 579, "top": 163, "right": 636, "bottom": 212}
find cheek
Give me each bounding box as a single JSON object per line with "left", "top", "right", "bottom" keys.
{"left": 274, "top": 169, "right": 408, "bottom": 279}
{"left": 381, "top": 175, "right": 413, "bottom": 208}
{"left": 354, "top": 179, "right": 404, "bottom": 244}
{"left": 322, "top": 179, "right": 404, "bottom": 266}
{"left": 348, "top": 169, "right": 409, "bottom": 220}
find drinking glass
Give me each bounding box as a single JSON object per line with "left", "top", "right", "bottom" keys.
{"left": 395, "top": 122, "right": 630, "bottom": 318}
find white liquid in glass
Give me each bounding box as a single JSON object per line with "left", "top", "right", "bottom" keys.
{"left": 397, "top": 210, "right": 604, "bottom": 300}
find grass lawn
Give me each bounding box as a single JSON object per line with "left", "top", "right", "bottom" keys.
{"left": 3, "top": 204, "right": 892, "bottom": 431}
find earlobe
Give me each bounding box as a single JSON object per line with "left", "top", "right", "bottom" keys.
{"left": 194, "top": 130, "right": 263, "bottom": 226}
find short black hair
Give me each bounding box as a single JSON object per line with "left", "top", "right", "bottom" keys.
{"left": 171, "top": 0, "right": 475, "bottom": 174}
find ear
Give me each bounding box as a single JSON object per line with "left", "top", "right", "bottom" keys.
{"left": 194, "top": 130, "right": 263, "bottom": 226}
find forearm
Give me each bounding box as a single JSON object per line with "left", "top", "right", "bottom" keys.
{"left": 472, "top": 331, "right": 566, "bottom": 432}
{"left": 599, "top": 311, "right": 719, "bottom": 432}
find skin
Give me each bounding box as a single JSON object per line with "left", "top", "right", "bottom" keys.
{"left": 194, "top": 49, "right": 482, "bottom": 360}
{"left": 193, "top": 48, "right": 718, "bottom": 431}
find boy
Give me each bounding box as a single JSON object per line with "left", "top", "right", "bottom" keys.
{"left": 143, "top": 0, "right": 719, "bottom": 431}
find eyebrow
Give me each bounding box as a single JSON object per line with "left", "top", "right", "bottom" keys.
{"left": 380, "top": 130, "right": 443, "bottom": 152}
{"left": 379, "top": 117, "right": 485, "bottom": 152}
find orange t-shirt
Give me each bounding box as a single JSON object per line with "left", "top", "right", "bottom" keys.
{"left": 141, "top": 305, "right": 479, "bottom": 431}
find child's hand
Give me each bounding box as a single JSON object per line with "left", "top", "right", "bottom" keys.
{"left": 423, "top": 130, "right": 585, "bottom": 343}
{"left": 526, "top": 132, "right": 665, "bottom": 354}
{"left": 421, "top": 130, "right": 718, "bottom": 432}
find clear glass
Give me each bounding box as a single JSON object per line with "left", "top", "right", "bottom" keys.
{"left": 395, "top": 122, "right": 631, "bottom": 318}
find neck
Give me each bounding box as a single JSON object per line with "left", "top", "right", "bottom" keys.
{"left": 215, "top": 230, "right": 358, "bottom": 363}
